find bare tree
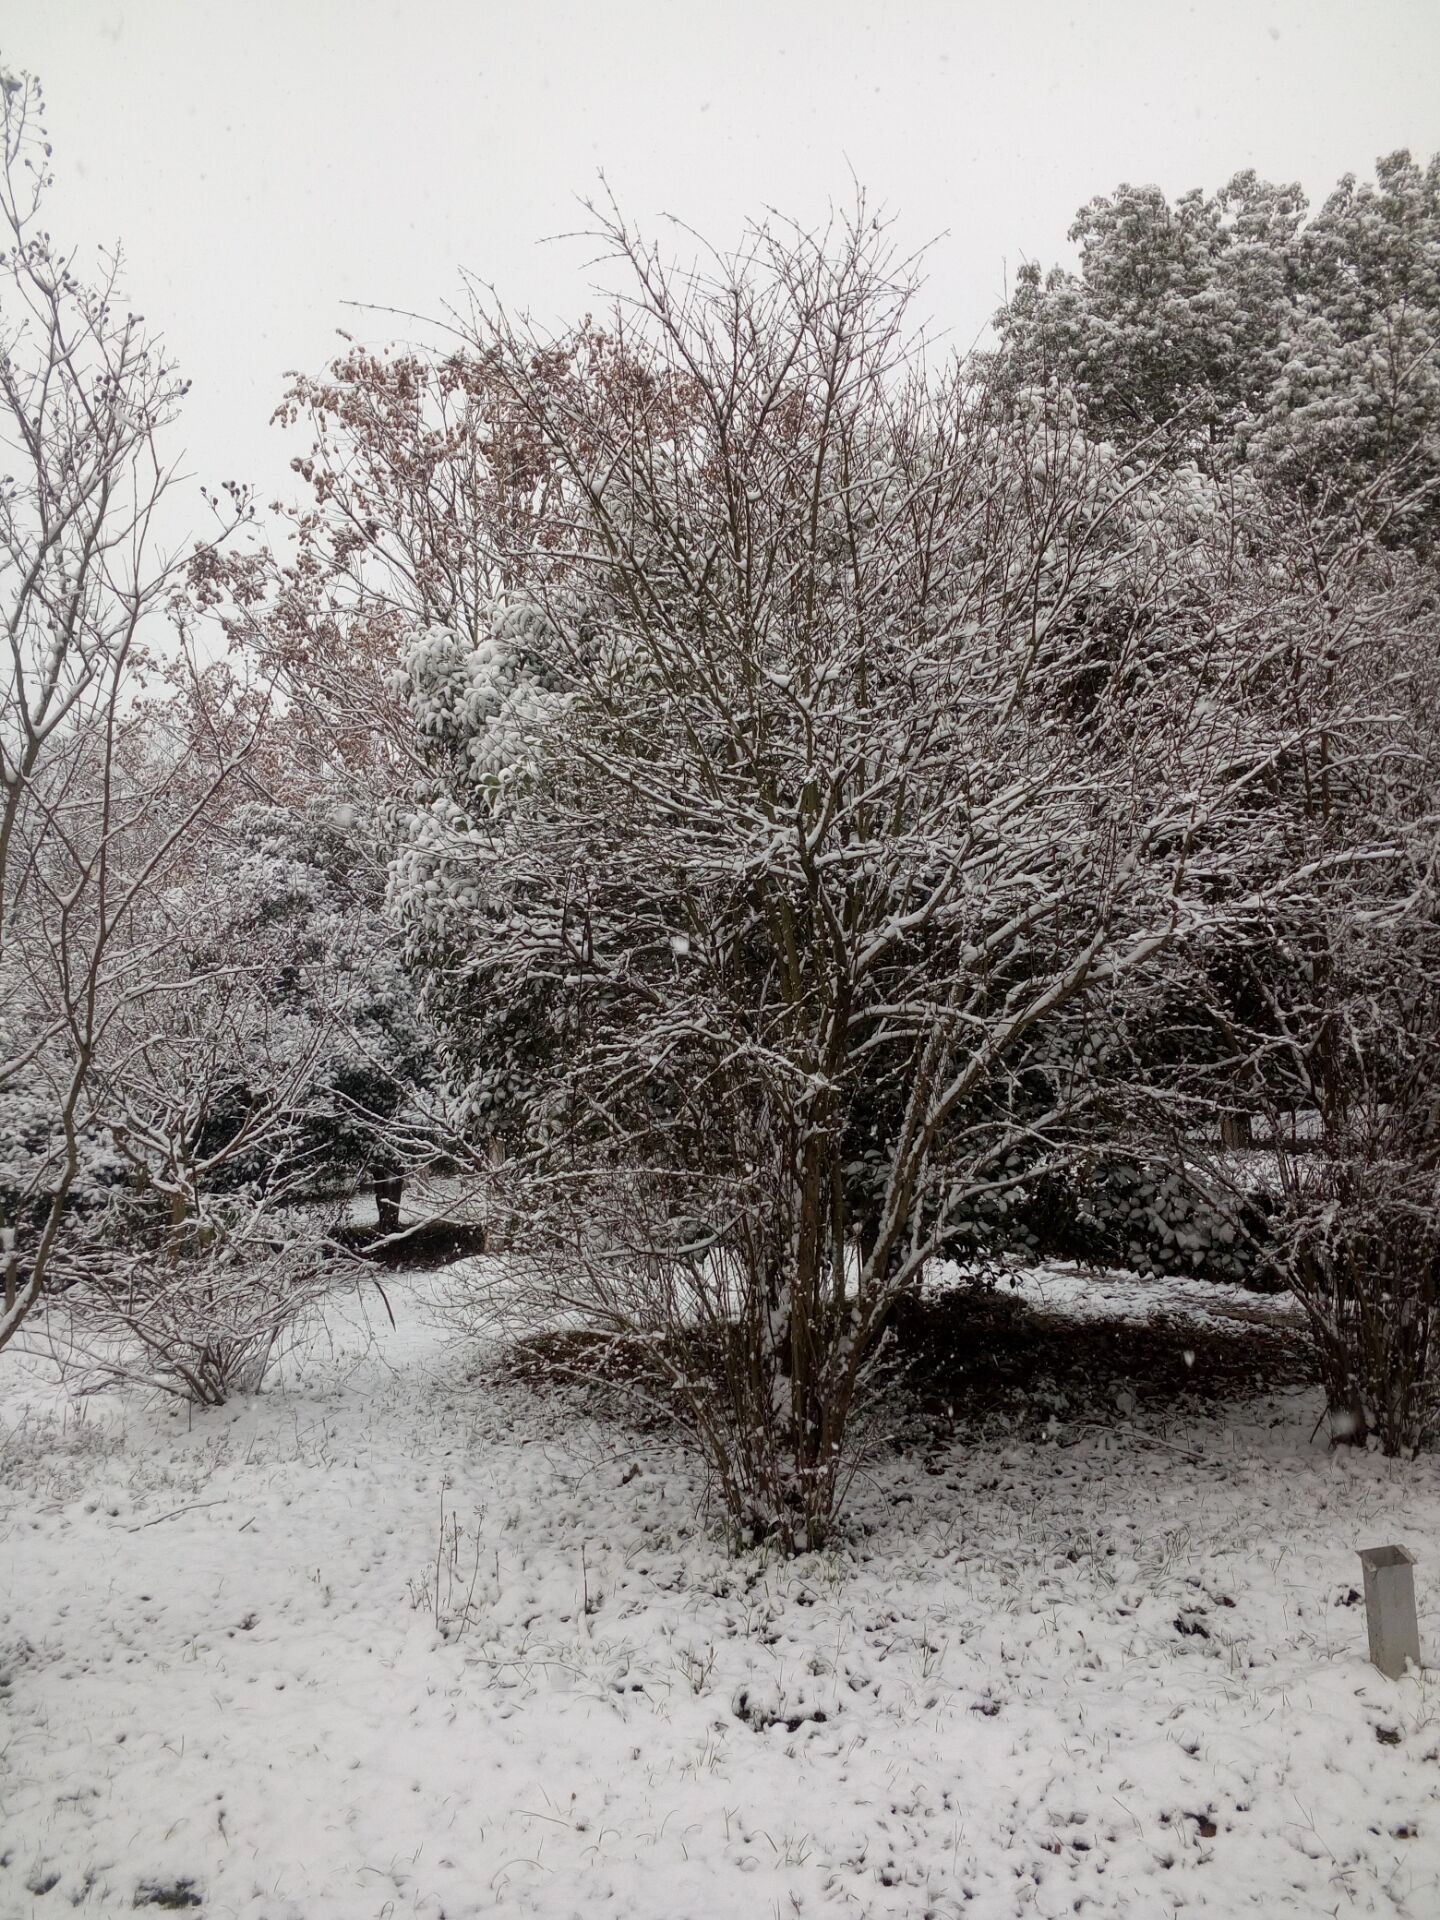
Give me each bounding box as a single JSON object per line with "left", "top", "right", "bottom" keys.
{"left": 392, "top": 203, "right": 1287, "bottom": 1547}
{"left": 0, "top": 70, "right": 252, "bottom": 1354}
{"left": 187, "top": 322, "right": 613, "bottom": 801}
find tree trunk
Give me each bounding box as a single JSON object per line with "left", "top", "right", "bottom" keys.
{"left": 374, "top": 1174, "right": 404, "bottom": 1236}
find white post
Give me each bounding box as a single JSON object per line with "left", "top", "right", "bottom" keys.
{"left": 1359, "top": 1545, "right": 1421, "bottom": 1680}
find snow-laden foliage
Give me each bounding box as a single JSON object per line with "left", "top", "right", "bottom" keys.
{"left": 210, "top": 798, "right": 440, "bottom": 1194}
{"left": 0, "top": 1018, "right": 126, "bottom": 1232}
{"left": 996, "top": 150, "right": 1440, "bottom": 548}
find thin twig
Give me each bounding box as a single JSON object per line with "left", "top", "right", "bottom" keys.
{"left": 126, "top": 1498, "right": 227, "bottom": 1532}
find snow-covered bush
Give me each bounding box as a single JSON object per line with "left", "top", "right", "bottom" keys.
{"left": 1281, "top": 1148, "right": 1440, "bottom": 1454}
{"left": 944, "top": 1156, "right": 1263, "bottom": 1285}
{"left": 1255, "top": 913, "right": 1440, "bottom": 1453}
{"left": 1175, "top": 509, "right": 1440, "bottom": 1449}
{"left": 10, "top": 790, "right": 434, "bottom": 1399}
{"left": 46, "top": 1201, "right": 341, "bottom": 1405}
{"left": 1075, "top": 1160, "right": 1255, "bottom": 1282}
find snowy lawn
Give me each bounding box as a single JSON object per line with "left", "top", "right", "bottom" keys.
{"left": 3, "top": 1265, "right": 1439, "bottom": 1918}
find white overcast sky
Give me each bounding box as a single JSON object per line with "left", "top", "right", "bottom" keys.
{"left": 9, "top": 0, "right": 1440, "bottom": 531}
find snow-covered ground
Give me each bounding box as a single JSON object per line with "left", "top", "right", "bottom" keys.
{"left": 3, "top": 1265, "right": 1439, "bottom": 1918}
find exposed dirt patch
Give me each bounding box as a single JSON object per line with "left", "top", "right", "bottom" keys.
{"left": 331, "top": 1219, "right": 490, "bottom": 1270}
{"left": 502, "top": 1327, "right": 670, "bottom": 1393}
{"left": 887, "top": 1280, "right": 1316, "bottom": 1424}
